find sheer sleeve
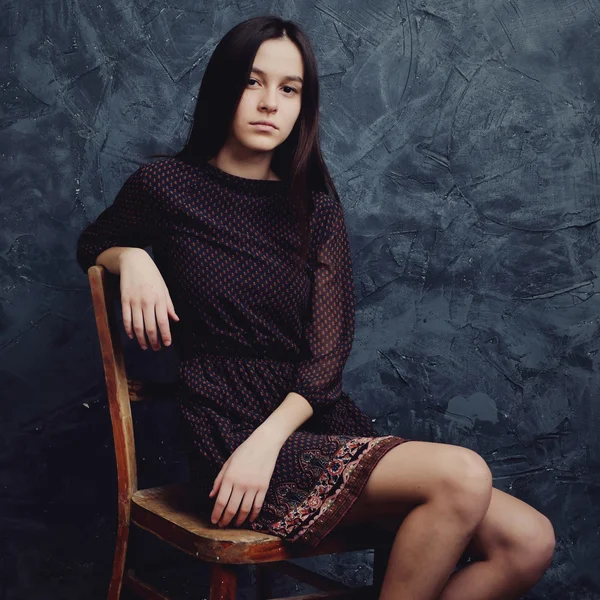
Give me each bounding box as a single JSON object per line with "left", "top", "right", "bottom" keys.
{"left": 76, "top": 164, "right": 156, "bottom": 274}
{"left": 289, "top": 191, "right": 356, "bottom": 416}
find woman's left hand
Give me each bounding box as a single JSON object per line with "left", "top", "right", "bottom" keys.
{"left": 209, "top": 429, "right": 282, "bottom": 528}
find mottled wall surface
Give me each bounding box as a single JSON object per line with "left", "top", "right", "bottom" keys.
{"left": 2, "top": 1, "right": 599, "bottom": 598}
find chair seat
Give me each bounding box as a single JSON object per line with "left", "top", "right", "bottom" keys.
{"left": 131, "top": 483, "right": 394, "bottom": 564}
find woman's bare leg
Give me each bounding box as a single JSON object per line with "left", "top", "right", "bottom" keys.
{"left": 437, "top": 487, "right": 555, "bottom": 600}
{"left": 337, "top": 441, "right": 493, "bottom": 600}
{"left": 370, "top": 487, "right": 555, "bottom": 600}
{"left": 337, "top": 441, "right": 555, "bottom": 600}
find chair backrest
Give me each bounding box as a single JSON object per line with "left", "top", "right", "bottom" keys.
{"left": 86, "top": 264, "right": 178, "bottom": 506}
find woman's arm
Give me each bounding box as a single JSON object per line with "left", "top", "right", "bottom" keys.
{"left": 287, "top": 191, "right": 356, "bottom": 416}
{"left": 76, "top": 164, "right": 156, "bottom": 274}
{"left": 76, "top": 164, "right": 178, "bottom": 349}
{"left": 253, "top": 391, "right": 314, "bottom": 446}
{"left": 94, "top": 246, "right": 149, "bottom": 275}
{"left": 254, "top": 191, "right": 356, "bottom": 444}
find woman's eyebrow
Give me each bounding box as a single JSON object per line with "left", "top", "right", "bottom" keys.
{"left": 251, "top": 66, "right": 303, "bottom": 84}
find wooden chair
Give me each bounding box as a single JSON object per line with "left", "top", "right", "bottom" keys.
{"left": 86, "top": 264, "right": 395, "bottom": 600}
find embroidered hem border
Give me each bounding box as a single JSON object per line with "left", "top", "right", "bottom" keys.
{"left": 249, "top": 434, "right": 410, "bottom": 548}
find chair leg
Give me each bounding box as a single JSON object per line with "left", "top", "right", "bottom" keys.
{"left": 107, "top": 524, "right": 130, "bottom": 600}
{"left": 373, "top": 543, "right": 392, "bottom": 597}
{"left": 210, "top": 563, "right": 237, "bottom": 600}
{"left": 254, "top": 565, "right": 272, "bottom": 600}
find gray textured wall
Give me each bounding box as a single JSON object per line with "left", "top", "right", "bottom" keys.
{"left": 2, "top": 1, "right": 599, "bottom": 598}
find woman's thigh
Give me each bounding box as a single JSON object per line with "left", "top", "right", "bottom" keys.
{"left": 336, "top": 439, "right": 492, "bottom": 529}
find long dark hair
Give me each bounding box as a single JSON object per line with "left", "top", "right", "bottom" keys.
{"left": 149, "top": 15, "right": 340, "bottom": 262}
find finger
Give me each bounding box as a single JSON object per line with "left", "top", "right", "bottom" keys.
{"left": 210, "top": 462, "right": 227, "bottom": 498}
{"left": 122, "top": 299, "right": 133, "bottom": 339}
{"left": 209, "top": 470, "right": 223, "bottom": 498}
{"left": 131, "top": 301, "right": 147, "bottom": 349}
{"left": 155, "top": 301, "right": 172, "bottom": 348}
{"left": 166, "top": 293, "right": 180, "bottom": 322}
{"left": 210, "top": 457, "right": 231, "bottom": 497}
{"left": 210, "top": 458, "right": 233, "bottom": 498}
{"left": 142, "top": 301, "right": 159, "bottom": 349}
{"left": 249, "top": 489, "right": 266, "bottom": 523}
{"left": 211, "top": 481, "right": 232, "bottom": 525}
{"left": 234, "top": 491, "right": 256, "bottom": 527}
{"left": 218, "top": 486, "right": 245, "bottom": 528}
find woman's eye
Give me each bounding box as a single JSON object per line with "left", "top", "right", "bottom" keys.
{"left": 247, "top": 78, "right": 297, "bottom": 94}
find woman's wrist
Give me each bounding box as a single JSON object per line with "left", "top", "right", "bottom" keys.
{"left": 253, "top": 392, "right": 314, "bottom": 447}
{"left": 253, "top": 419, "right": 290, "bottom": 447}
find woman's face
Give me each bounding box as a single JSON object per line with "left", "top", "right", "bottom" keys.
{"left": 229, "top": 37, "right": 304, "bottom": 155}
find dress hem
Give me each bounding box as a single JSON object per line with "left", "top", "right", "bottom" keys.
{"left": 250, "top": 435, "right": 411, "bottom": 548}
{"left": 296, "top": 435, "right": 410, "bottom": 548}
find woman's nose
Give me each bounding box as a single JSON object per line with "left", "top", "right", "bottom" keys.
{"left": 259, "top": 87, "right": 278, "bottom": 110}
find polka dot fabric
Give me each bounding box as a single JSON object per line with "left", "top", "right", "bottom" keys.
{"left": 76, "top": 157, "right": 409, "bottom": 547}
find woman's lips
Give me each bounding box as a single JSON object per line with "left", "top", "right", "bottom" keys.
{"left": 251, "top": 122, "right": 277, "bottom": 131}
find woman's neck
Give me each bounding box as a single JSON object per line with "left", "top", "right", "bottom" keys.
{"left": 208, "top": 153, "right": 280, "bottom": 182}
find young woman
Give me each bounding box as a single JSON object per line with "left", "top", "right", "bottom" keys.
{"left": 76, "top": 15, "right": 555, "bottom": 600}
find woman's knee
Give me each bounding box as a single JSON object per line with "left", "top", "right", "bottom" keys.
{"left": 342, "top": 442, "right": 493, "bottom": 526}
{"left": 505, "top": 512, "right": 556, "bottom": 583}
{"left": 434, "top": 447, "right": 493, "bottom": 524}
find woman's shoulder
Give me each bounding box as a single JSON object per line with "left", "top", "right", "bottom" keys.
{"left": 309, "top": 187, "right": 347, "bottom": 246}
{"left": 310, "top": 187, "right": 331, "bottom": 203}
{"left": 310, "top": 188, "right": 345, "bottom": 222}
{"left": 142, "top": 156, "right": 190, "bottom": 183}
{"left": 135, "top": 156, "right": 209, "bottom": 195}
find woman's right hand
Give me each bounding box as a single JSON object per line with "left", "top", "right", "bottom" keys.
{"left": 118, "top": 248, "right": 180, "bottom": 351}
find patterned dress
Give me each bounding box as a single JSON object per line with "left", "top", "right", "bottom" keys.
{"left": 76, "top": 156, "right": 409, "bottom": 548}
